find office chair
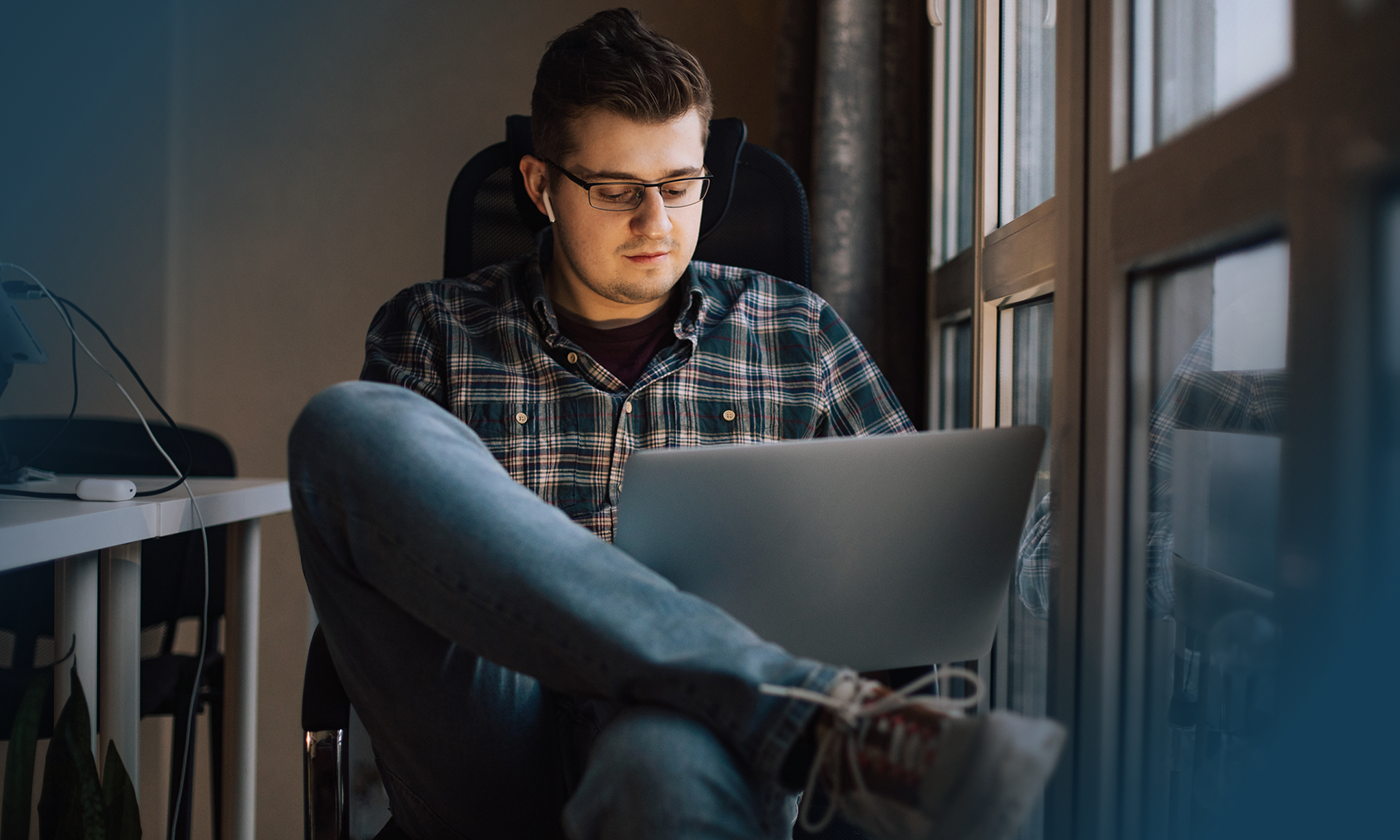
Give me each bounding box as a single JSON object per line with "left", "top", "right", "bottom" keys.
{"left": 303, "top": 116, "right": 848, "bottom": 840}
{"left": 0, "top": 416, "right": 234, "bottom": 840}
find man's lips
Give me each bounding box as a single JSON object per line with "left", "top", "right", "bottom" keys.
{"left": 624, "top": 251, "right": 670, "bottom": 264}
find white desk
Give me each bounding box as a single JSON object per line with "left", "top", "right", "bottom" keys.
{"left": 0, "top": 476, "right": 291, "bottom": 840}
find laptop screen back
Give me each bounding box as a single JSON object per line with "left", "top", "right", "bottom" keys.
{"left": 614, "top": 427, "right": 1045, "bottom": 671}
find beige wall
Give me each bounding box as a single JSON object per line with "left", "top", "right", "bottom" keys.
{"left": 1, "top": 1, "right": 783, "bottom": 837}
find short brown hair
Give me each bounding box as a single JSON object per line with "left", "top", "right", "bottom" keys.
{"left": 531, "top": 8, "right": 713, "bottom": 163}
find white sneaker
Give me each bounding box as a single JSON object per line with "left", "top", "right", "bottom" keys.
{"left": 761, "top": 669, "right": 1065, "bottom": 840}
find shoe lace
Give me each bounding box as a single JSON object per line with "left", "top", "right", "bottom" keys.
{"left": 760, "top": 666, "right": 984, "bottom": 833}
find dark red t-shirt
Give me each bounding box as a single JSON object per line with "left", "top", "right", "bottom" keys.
{"left": 555, "top": 295, "right": 680, "bottom": 389}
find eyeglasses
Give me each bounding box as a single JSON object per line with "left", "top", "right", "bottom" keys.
{"left": 542, "top": 158, "right": 712, "bottom": 211}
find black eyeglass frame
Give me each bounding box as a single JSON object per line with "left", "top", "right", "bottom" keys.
{"left": 541, "top": 158, "right": 713, "bottom": 211}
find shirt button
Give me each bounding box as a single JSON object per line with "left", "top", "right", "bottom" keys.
{"left": 624, "top": 401, "right": 633, "bottom": 414}
{"left": 722, "top": 409, "right": 736, "bottom": 422}
{"left": 514, "top": 412, "right": 528, "bottom": 425}
{"left": 567, "top": 352, "right": 579, "bottom": 364}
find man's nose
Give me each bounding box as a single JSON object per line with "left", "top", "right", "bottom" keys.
{"left": 631, "top": 187, "right": 673, "bottom": 239}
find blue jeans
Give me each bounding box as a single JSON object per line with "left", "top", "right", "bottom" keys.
{"left": 290, "top": 382, "right": 841, "bottom": 840}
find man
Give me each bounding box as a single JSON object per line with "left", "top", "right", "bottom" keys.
{"left": 291, "top": 9, "right": 1063, "bottom": 840}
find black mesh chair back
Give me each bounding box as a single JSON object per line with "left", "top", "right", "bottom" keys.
{"left": 0, "top": 416, "right": 235, "bottom": 840}
{"left": 443, "top": 116, "right": 811, "bottom": 288}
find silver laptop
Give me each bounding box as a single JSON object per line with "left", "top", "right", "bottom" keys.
{"left": 614, "top": 427, "right": 1045, "bottom": 671}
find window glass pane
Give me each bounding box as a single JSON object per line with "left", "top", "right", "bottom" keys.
{"left": 955, "top": 0, "right": 976, "bottom": 253}
{"left": 939, "top": 319, "right": 974, "bottom": 429}
{"left": 1002, "top": 299, "right": 1052, "bottom": 840}
{"left": 1131, "top": 0, "right": 1292, "bottom": 156}
{"left": 1003, "top": 297, "right": 1053, "bottom": 840}
{"left": 1126, "top": 240, "right": 1289, "bottom": 839}
{"left": 1000, "top": 0, "right": 1056, "bottom": 223}
{"left": 938, "top": 0, "right": 978, "bottom": 263}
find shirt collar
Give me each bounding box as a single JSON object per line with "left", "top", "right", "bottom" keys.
{"left": 525, "top": 228, "right": 560, "bottom": 344}
{"left": 524, "top": 226, "right": 710, "bottom": 345}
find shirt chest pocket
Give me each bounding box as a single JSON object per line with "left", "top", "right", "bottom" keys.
{"left": 464, "top": 402, "right": 600, "bottom": 515}
{"left": 683, "top": 399, "right": 779, "bottom": 445}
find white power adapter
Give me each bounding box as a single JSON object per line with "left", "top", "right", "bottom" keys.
{"left": 75, "top": 478, "right": 137, "bottom": 501}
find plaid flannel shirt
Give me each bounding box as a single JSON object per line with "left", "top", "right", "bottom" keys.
{"left": 1014, "top": 325, "right": 1287, "bottom": 618}
{"left": 362, "top": 231, "right": 914, "bottom": 541}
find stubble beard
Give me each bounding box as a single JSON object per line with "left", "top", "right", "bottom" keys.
{"left": 588, "top": 268, "right": 682, "bottom": 306}
{"left": 558, "top": 231, "right": 690, "bottom": 307}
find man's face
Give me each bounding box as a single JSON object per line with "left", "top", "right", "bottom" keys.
{"left": 522, "top": 108, "right": 706, "bottom": 322}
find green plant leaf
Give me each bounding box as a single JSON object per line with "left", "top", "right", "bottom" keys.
{"left": 101, "top": 745, "right": 140, "bottom": 840}
{"left": 37, "top": 667, "right": 105, "bottom": 840}
{"left": 1, "top": 669, "right": 52, "bottom": 840}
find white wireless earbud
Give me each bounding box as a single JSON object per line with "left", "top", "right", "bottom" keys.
{"left": 542, "top": 191, "right": 556, "bottom": 223}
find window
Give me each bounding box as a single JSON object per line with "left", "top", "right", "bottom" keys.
{"left": 1130, "top": 0, "right": 1292, "bottom": 156}
{"left": 925, "top": 2, "right": 1395, "bottom": 836}
{"left": 1123, "top": 240, "right": 1288, "bottom": 838}
{"left": 931, "top": 4, "right": 1061, "bottom": 832}
{"left": 1001, "top": 0, "right": 1056, "bottom": 223}
{"left": 934, "top": 316, "right": 974, "bottom": 429}
{"left": 934, "top": 0, "right": 980, "bottom": 265}
{"left": 996, "top": 294, "right": 1053, "bottom": 840}
{"left": 933, "top": 0, "right": 1058, "bottom": 264}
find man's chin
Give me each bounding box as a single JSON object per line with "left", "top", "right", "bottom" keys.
{"left": 598, "top": 278, "right": 681, "bottom": 308}
{"left": 609, "top": 258, "right": 687, "bottom": 299}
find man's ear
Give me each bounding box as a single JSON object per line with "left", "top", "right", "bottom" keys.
{"left": 519, "top": 155, "right": 552, "bottom": 221}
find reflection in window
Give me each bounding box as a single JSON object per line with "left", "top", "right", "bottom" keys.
{"left": 1001, "top": 0, "right": 1056, "bottom": 223}
{"left": 1126, "top": 240, "right": 1288, "bottom": 839}
{"left": 1131, "top": 0, "right": 1292, "bottom": 156}
{"left": 937, "top": 318, "right": 973, "bottom": 429}
{"left": 1003, "top": 296, "right": 1052, "bottom": 840}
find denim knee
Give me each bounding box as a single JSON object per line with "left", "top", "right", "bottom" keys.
{"left": 562, "top": 706, "right": 793, "bottom": 840}
{"left": 288, "top": 381, "right": 393, "bottom": 478}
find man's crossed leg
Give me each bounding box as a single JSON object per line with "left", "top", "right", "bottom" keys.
{"left": 291, "top": 382, "right": 1063, "bottom": 840}
{"left": 292, "top": 381, "right": 830, "bottom": 839}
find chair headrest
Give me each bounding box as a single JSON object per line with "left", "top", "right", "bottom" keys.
{"left": 501, "top": 114, "right": 748, "bottom": 241}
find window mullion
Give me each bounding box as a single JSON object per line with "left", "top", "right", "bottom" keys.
{"left": 971, "top": 0, "right": 994, "bottom": 430}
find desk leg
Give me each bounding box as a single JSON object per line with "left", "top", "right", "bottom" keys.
{"left": 99, "top": 542, "right": 142, "bottom": 793}
{"left": 223, "top": 518, "right": 261, "bottom": 840}
{"left": 54, "top": 551, "right": 99, "bottom": 755}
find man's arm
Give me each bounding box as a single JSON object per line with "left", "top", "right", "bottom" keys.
{"left": 814, "top": 300, "right": 916, "bottom": 437}
{"left": 361, "top": 285, "right": 450, "bottom": 407}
